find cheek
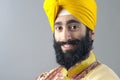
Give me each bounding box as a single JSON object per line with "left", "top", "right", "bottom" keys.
{"left": 72, "top": 32, "right": 81, "bottom": 39}
{"left": 72, "top": 30, "right": 86, "bottom": 39}
{"left": 54, "top": 32, "right": 60, "bottom": 41}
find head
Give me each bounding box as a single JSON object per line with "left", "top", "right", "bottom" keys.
{"left": 53, "top": 10, "right": 95, "bottom": 69}
{"left": 43, "top": 0, "right": 97, "bottom": 69}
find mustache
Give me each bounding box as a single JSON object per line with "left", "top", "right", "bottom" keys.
{"left": 56, "top": 39, "right": 80, "bottom": 46}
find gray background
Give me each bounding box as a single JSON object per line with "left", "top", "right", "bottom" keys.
{"left": 0, "top": 0, "right": 120, "bottom": 80}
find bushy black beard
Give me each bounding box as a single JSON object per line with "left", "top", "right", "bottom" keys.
{"left": 53, "top": 28, "right": 93, "bottom": 69}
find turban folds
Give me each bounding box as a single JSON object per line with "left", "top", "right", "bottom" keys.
{"left": 43, "top": 0, "right": 97, "bottom": 32}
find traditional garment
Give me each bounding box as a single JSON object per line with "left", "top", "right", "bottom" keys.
{"left": 36, "top": 52, "right": 120, "bottom": 80}
{"left": 40, "top": 0, "right": 120, "bottom": 80}
{"left": 43, "top": 0, "right": 97, "bottom": 32}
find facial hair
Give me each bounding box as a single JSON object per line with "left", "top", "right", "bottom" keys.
{"left": 53, "top": 28, "right": 93, "bottom": 69}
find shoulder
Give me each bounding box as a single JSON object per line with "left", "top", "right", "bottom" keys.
{"left": 35, "top": 72, "right": 49, "bottom": 80}
{"left": 85, "top": 63, "right": 120, "bottom": 80}
{"left": 35, "top": 66, "right": 62, "bottom": 80}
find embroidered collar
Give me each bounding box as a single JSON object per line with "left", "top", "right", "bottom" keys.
{"left": 61, "top": 51, "right": 97, "bottom": 78}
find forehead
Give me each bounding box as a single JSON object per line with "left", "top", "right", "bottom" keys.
{"left": 55, "top": 15, "right": 79, "bottom": 23}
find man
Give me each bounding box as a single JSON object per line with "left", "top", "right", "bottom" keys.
{"left": 36, "top": 0, "right": 120, "bottom": 80}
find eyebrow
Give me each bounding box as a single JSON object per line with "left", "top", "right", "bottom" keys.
{"left": 54, "top": 22, "right": 62, "bottom": 26}
{"left": 54, "top": 19, "right": 80, "bottom": 26}
{"left": 67, "top": 19, "right": 80, "bottom": 24}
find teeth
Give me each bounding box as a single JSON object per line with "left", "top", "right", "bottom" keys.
{"left": 61, "top": 44, "right": 75, "bottom": 51}
{"left": 63, "top": 44, "right": 72, "bottom": 48}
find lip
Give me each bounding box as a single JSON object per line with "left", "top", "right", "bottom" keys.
{"left": 61, "top": 44, "right": 75, "bottom": 51}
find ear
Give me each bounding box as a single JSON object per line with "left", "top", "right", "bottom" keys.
{"left": 89, "top": 31, "right": 95, "bottom": 40}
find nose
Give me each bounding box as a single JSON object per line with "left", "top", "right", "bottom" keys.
{"left": 61, "top": 27, "right": 72, "bottom": 41}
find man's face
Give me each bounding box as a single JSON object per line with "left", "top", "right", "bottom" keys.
{"left": 53, "top": 15, "right": 94, "bottom": 69}
{"left": 54, "top": 15, "right": 87, "bottom": 53}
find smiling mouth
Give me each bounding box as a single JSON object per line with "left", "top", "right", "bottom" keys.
{"left": 61, "top": 44, "right": 76, "bottom": 52}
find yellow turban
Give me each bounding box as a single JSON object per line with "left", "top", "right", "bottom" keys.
{"left": 43, "top": 0, "right": 97, "bottom": 32}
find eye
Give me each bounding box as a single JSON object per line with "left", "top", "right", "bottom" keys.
{"left": 55, "top": 26, "right": 63, "bottom": 31}
{"left": 68, "top": 25, "right": 80, "bottom": 31}
{"left": 71, "top": 26, "right": 77, "bottom": 29}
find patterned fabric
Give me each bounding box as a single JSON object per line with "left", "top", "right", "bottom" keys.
{"left": 36, "top": 63, "right": 120, "bottom": 80}
{"left": 36, "top": 52, "right": 120, "bottom": 80}
{"left": 36, "top": 62, "right": 99, "bottom": 80}
{"left": 36, "top": 52, "right": 98, "bottom": 80}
